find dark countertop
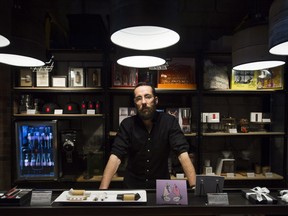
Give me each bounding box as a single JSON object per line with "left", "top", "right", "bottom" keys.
{"left": 0, "top": 189, "right": 287, "bottom": 216}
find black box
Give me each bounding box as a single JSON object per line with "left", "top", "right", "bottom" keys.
{"left": 0, "top": 189, "right": 32, "bottom": 206}
{"left": 242, "top": 189, "right": 278, "bottom": 204}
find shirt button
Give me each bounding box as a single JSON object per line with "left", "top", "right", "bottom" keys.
{"left": 147, "top": 149, "right": 150, "bottom": 152}
{"left": 146, "top": 179, "right": 148, "bottom": 182}
{"left": 147, "top": 159, "right": 150, "bottom": 163}
{"left": 148, "top": 138, "right": 151, "bottom": 141}
{"left": 146, "top": 169, "right": 149, "bottom": 172}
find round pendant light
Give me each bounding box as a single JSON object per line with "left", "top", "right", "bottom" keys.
{"left": 110, "top": 0, "right": 180, "bottom": 50}
{"left": 0, "top": 35, "right": 10, "bottom": 47}
{"left": 232, "top": 24, "right": 285, "bottom": 71}
{"left": 0, "top": 37, "right": 45, "bottom": 67}
{"left": 111, "top": 26, "right": 180, "bottom": 51}
{"left": 117, "top": 55, "right": 166, "bottom": 68}
{"left": 269, "top": 0, "right": 288, "bottom": 55}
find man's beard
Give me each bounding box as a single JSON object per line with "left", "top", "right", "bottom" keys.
{"left": 137, "top": 104, "right": 156, "bottom": 120}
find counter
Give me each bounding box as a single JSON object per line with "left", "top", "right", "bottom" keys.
{"left": 0, "top": 189, "right": 287, "bottom": 216}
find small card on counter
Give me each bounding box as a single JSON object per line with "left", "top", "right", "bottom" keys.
{"left": 156, "top": 179, "right": 188, "bottom": 205}
{"left": 207, "top": 193, "right": 229, "bottom": 205}
{"left": 30, "top": 191, "right": 52, "bottom": 206}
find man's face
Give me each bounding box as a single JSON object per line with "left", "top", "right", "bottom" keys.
{"left": 134, "top": 85, "right": 158, "bottom": 120}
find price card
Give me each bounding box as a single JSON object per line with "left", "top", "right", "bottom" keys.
{"left": 247, "top": 172, "right": 255, "bottom": 178}
{"left": 226, "top": 173, "right": 235, "bottom": 178}
{"left": 54, "top": 109, "right": 63, "bottom": 114}
{"left": 207, "top": 193, "right": 229, "bottom": 205}
{"left": 30, "top": 191, "right": 52, "bottom": 206}
{"left": 87, "top": 109, "right": 95, "bottom": 114}
{"left": 27, "top": 109, "right": 36, "bottom": 114}
{"left": 265, "top": 172, "right": 273, "bottom": 178}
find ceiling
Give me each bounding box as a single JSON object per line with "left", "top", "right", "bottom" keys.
{"left": 4, "top": 0, "right": 274, "bottom": 54}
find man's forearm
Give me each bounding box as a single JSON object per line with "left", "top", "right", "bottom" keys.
{"left": 178, "top": 152, "right": 196, "bottom": 187}
{"left": 99, "top": 154, "right": 121, "bottom": 189}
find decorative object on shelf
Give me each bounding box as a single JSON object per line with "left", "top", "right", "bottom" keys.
{"left": 35, "top": 68, "right": 50, "bottom": 87}
{"left": 242, "top": 187, "right": 278, "bottom": 204}
{"left": 112, "top": 63, "right": 138, "bottom": 87}
{"left": 157, "top": 58, "right": 196, "bottom": 89}
{"left": 51, "top": 76, "right": 67, "bottom": 87}
{"left": 230, "top": 70, "right": 257, "bottom": 90}
{"left": 238, "top": 118, "right": 249, "bottom": 133}
{"left": 19, "top": 68, "right": 33, "bottom": 87}
{"left": 215, "top": 151, "right": 235, "bottom": 175}
{"left": 221, "top": 117, "right": 236, "bottom": 133}
{"left": 166, "top": 108, "right": 191, "bottom": 134}
{"left": 69, "top": 67, "right": 85, "bottom": 87}
{"left": 64, "top": 102, "right": 80, "bottom": 114}
{"left": 42, "top": 103, "right": 60, "bottom": 114}
{"left": 203, "top": 59, "right": 229, "bottom": 90}
{"left": 86, "top": 67, "right": 101, "bottom": 87}
{"left": 256, "top": 65, "right": 284, "bottom": 90}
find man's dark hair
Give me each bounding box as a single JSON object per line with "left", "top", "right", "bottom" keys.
{"left": 134, "top": 82, "right": 156, "bottom": 97}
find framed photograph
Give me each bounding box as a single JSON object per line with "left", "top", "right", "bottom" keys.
{"left": 157, "top": 57, "right": 196, "bottom": 89}
{"left": 112, "top": 63, "right": 138, "bottom": 87}
{"left": 19, "top": 68, "right": 33, "bottom": 87}
{"left": 86, "top": 68, "right": 101, "bottom": 87}
{"left": 52, "top": 76, "right": 67, "bottom": 87}
{"left": 36, "top": 68, "right": 49, "bottom": 87}
{"left": 69, "top": 67, "right": 85, "bottom": 87}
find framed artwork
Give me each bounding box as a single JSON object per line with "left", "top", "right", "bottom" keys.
{"left": 69, "top": 67, "right": 85, "bottom": 87}
{"left": 36, "top": 69, "right": 49, "bottom": 87}
{"left": 52, "top": 76, "right": 67, "bottom": 87}
{"left": 112, "top": 63, "right": 138, "bottom": 87}
{"left": 19, "top": 68, "right": 33, "bottom": 87}
{"left": 86, "top": 68, "right": 101, "bottom": 87}
{"left": 157, "top": 57, "right": 197, "bottom": 89}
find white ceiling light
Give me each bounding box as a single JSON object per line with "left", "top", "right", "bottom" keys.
{"left": 111, "top": 26, "right": 180, "bottom": 50}
{"left": 0, "top": 35, "right": 10, "bottom": 47}
{"left": 110, "top": 0, "right": 179, "bottom": 50}
{"left": 232, "top": 24, "right": 285, "bottom": 71}
{"left": 117, "top": 55, "right": 166, "bottom": 68}
{"left": 269, "top": 0, "right": 288, "bottom": 55}
{"left": 0, "top": 53, "right": 44, "bottom": 67}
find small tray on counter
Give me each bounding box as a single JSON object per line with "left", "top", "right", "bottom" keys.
{"left": 52, "top": 189, "right": 147, "bottom": 206}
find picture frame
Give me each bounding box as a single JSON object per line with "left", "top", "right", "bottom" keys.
{"left": 52, "top": 76, "right": 67, "bottom": 87}
{"left": 68, "top": 67, "right": 85, "bottom": 87}
{"left": 112, "top": 63, "right": 138, "bottom": 87}
{"left": 86, "top": 67, "right": 101, "bottom": 87}
{"left": 157, "top": 57, "right": 197, "bottom": 89}
{"left": 36, "top": 68, "right": 49, "bottom": 87}
{"left": 19, "top": 68, "right": 33, "bottom": 87}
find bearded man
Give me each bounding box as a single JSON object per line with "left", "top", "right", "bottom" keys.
{"left": 100, "top": 82, "right": 196, "bottom": 189}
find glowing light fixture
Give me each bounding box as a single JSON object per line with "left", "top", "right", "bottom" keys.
{"left": 117, "top": 55, "right": 166, "bottom": 68}
{"left": 0, "top": 37, "right": 45, "bottom": 67}
{"left": 232, "top": 24, "right": 285, "bottom": 71}
{"left": 110, "top": 0, "right": 179, "bottom": 50}
{"left": 0, "top": 35, "right": 10, "bottom": 47}
{"left": 269, "top": 0, "right": 288, "bottom": 55}
{"left": 0, "top": 4, "right": 46, "bottom": 67}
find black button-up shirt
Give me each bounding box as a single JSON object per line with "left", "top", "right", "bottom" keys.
{"left": 111, "top": 111, "right": 189, "bottom": 189}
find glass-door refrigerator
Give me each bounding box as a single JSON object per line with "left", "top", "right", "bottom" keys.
{"left": 15, "top": 120, "right": 58, "bottom": 180}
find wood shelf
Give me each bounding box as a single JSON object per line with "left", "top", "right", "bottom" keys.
{"left": 202, "top": 132, "right": 285, "bottom": 136}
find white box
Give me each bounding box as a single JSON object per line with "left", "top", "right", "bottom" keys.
{"left": 250, "top": 112, "right": 262, "bottom": 122}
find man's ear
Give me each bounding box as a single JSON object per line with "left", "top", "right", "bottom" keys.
{"left": 155, "top": 96, "right": 158, "bottom": 104}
